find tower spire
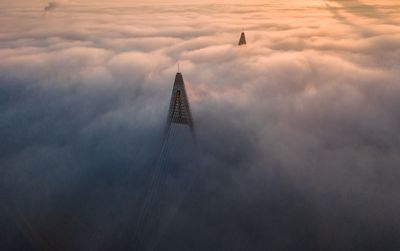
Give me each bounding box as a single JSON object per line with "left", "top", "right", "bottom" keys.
{"left": 165, "top": 71, "right": 194, "bottom": 133}
{"left": 238, "top": 31, "right": 247, "bottom": 46}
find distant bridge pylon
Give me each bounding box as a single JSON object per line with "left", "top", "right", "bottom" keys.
{"left": 239, "top": 31, "right": 247, "bottom": 46}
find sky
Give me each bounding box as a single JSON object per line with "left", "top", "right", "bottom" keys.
{"left": 1, "top": 0, "right": 400, "bottom": 250}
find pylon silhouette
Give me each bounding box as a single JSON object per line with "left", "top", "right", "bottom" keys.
{"left": 165, "top": 71, "right": 194, "bottom": 134}
{"left": 238, "top": 32, "right": 247, "bottom": 46}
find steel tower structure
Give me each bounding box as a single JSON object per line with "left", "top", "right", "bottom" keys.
{"left": 238, "top": 32, "right": 247, "bottom": 46}
{"left": 133, "top": 71, "right": 196, "bottom": 251}
{"left": 166, "top": 71, "right": 194, "bottom": 133}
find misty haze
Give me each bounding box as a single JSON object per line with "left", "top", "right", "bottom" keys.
{"left": 1, "top": 0, "right": 400, "bottom": 250}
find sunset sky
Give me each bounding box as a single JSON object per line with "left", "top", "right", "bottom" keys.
{"left": 1, "top": 1, "right": 400, "bottom": 250}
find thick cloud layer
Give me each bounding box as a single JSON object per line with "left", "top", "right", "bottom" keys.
{"left": 1, "top": 1, "right": 400, "bottom": 250}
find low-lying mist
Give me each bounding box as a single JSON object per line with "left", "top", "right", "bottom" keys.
{"left": 1, "top": 1, "right": 400, "bottom": 250}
